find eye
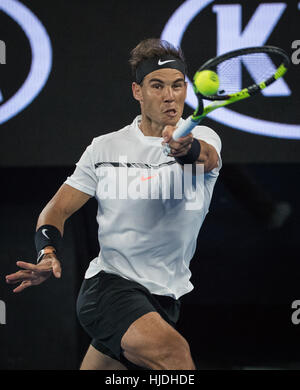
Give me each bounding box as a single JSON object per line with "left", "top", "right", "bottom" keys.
{"left": 152, "top": 83, "right": 162, "bottom": 89}
{"left": 173, "top": 82, "right": 184, "bottom": 89}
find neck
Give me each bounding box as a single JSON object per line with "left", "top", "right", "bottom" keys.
{"left": 139, "top": 114, "right": 164, "bottom": 137}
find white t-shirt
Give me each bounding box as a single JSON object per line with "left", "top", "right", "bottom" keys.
{"left": 65, "top": 115, "right": 222, "bottom": 299}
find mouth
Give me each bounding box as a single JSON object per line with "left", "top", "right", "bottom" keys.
{"left": 163, "top": 108, "right": 177, "bottom": 118}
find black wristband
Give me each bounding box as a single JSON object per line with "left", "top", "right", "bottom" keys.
{"left": 35, "top": 225, "right": 62, "bottom": 258}
{"left": 175, "top": 138, "right": 201, "bottom": 165}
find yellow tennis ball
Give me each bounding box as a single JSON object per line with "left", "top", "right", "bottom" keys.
{"left": 193, "top": 70, "right": 219, "bottom": 95}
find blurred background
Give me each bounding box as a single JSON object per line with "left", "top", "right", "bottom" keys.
{"left": 0, "top": 0, "right": 300, "bottom": 370}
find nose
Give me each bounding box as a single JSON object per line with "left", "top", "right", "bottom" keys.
{"left": 163, "top": 86, "right": 175, "bottom": 102}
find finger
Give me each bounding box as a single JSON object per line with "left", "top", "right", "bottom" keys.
{"left": 170, "top": 146, "right": 189, "bottom": 155}
{"left": 6, "top": 277, "right": 21, "bottom": 285}
{"left": 17, "top": 260, "right": 52, "bottom": 273}
{"left": 5, "top": 271, "right": 21, "bottom": 280}
{"left": 13, "top": 280, "right": 32, "bottom": 293}
{"left": 178, "top": 143, "right": 192, "bottom": 155}
{"left": 180, "top": 140, "right": 193, "bottom": 149}
{"left": 170, "top": 145, "right": 190, "bottom": 156}
{"left": 6, "top": 277, "right": 28, "bottom": 285}
{"left": 6, "top": 270, "right": 33, "bottom": 283}
{"left": 168, "top": 142, "right": 181, "bottom": 153}
{"left": 162, "top": 125, "right": 175, "bottom": 142}
{"left": 170, "top": 145, "right": 192, "bottom": 157}
{"left": 178, "top": 133, "right": 193, "bottom": 142}
{"left": 52, "top": 261, "right": 62, "bottom": 278}
{"left": 174, "top": 133, "right": 193, "bottom": 145}
{"left": 172, "top": 138, "right": 193, "bottom": 150}
{"left": 16, "top": 261, "right": 38, "bottom": 271}
{"left": 168, "top": 137, "right": 192, "bottom": 151}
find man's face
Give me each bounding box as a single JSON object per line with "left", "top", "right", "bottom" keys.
{"left": 132, "top": 68, "right": 187, "bottom": 128}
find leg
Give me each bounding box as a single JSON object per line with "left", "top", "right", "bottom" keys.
{"left": 121, "top": 312, "right": 195, "bottom": 370}
{"left": 80, "top": 344, "right": 128, "bottom": 370}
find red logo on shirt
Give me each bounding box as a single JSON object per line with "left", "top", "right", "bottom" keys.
{"left": 141, "top": 175, "right": 157, "bottom": 181}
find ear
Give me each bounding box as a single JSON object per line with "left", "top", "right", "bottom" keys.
{"left": 132, "top": 82, "right": 143, "bottom": 103}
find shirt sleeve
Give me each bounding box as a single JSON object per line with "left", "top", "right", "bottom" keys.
{"left": 192, "top": 125, "right": 222, "bottom": 172}
{"left": 64, "top": 142, "right": 98, "bottom": 197}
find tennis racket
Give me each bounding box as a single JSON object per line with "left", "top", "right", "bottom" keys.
{"left": 163, "top": 45, "right": 290, "bottom": 155}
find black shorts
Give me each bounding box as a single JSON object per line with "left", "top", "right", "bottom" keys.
{"left": 76, "top": 270, "right": 181, "bottom": 366}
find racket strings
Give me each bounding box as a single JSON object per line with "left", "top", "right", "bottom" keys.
{"left": 212, "top": 53, "right": 282, "bottom": 96}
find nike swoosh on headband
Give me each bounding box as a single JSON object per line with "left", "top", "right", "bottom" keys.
{"left": 158, "top": 59, "right": 176, "bottom": 65}
{"left": 42, "top": 229, "right": 50, "bottom": 239}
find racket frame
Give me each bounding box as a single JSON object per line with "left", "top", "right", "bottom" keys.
{"left": 164, "top": 45, "right": 290, "bottom": 151}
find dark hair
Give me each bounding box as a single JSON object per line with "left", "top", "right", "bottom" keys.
{"left": 129, "top": 38, "right": 186, "bottom": 76}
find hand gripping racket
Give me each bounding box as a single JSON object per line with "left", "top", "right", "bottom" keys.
{"left": 163, "top": 45, "right": 290, "bottom": 155}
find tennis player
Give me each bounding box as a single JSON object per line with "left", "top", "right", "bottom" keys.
{"left": 6, "top": 38, "right": 221, "bottom": 370}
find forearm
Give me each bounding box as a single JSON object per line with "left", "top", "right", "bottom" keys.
{"left": 36, "top": 200, "right": 67, "bottom": 236}
{"left": 36, "top": 183, "right": 90, "bottom": 235}
{"left": 196, "top": 139, "right": 219, "bottom": 173}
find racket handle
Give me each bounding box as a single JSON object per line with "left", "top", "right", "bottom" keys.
{"left": 162, "top": 116, "right": 200, "bottom": 155}
{"left": 173, "top": 116, "right": 199, "bottom": 140}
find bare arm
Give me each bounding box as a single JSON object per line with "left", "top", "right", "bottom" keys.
{"left": 162, "top": 126, "right": 220, "bottom": 173}
{"left": 6, "top": 184, "right": 91, "bottom": 293}
{"left": 195, "top": 139, "right": 219, "bottom": 173}
{"left": 36, "top": 183, "right": 92, "bottom": 234}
